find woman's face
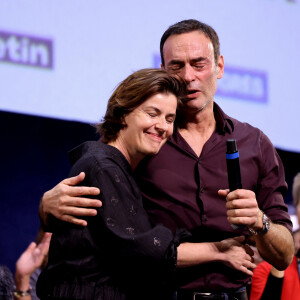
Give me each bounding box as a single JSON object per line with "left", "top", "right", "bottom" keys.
{"left": 119, "top": 92, "right": 177, "bottom": 160}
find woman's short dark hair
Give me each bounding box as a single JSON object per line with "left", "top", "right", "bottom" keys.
{"left": 97, "top": 68, "right": 185, "bottom": 143}
{"left": 160, "top": 19, "right": 220, "bottom": 67}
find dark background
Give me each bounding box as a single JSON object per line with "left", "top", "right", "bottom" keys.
{"left": 0, "top": 110, "right": 99, "bottom": 273}
{"left": 1, "top": 110, "right": 299, "bottom": 273}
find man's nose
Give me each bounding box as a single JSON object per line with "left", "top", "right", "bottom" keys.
{"left": 182, "top": 65, "right": 196, "bottom": 83}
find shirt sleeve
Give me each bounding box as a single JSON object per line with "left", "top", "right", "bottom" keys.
{"left": 256, "top": 132, "right": 292, "bottom": 232}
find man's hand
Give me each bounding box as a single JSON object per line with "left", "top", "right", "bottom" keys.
{"left": 219, "top": 189, "right": 294, "bottom": 270}
{"left": 40, "top": 172, "right": 101, "bottom": 226}
{"left": 217, "top": 236, "right": 256, "bottom": 276}
{"left": 218, "top": 189, "right": 263, "bottom": 230}
{"left": 15, "top": 233, "right": 52, "bottom": 291}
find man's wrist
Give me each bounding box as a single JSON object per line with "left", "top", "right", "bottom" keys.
{"left": 39, "top": 197, "right": 50, "bottom": 227}
{"left": 251, "top": 210, "right": 264, "bottom": 231}
{"left": 249, "top": 211, "right": 271, "bottom": 235}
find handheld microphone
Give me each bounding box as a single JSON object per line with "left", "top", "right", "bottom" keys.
{"left": 226, "top": 139, "right": 242, "bottom": 191}
{"left": 226, "top": 139, "right": 244, "bottom": 230}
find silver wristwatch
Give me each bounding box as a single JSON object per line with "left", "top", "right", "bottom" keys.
{"left": 249, "top": 213, "right": 270, "bottom": 235}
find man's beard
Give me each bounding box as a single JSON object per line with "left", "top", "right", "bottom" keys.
{"left": 195, "top": 98, "right": 213, "bottom": 112}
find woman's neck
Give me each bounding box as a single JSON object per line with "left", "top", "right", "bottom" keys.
{"left": 108, "top": 138, "right": 144, "bottom": 171}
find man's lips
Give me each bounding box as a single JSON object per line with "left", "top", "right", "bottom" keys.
{"left": 186, "top": 90, "right": 201, "bottom": 99}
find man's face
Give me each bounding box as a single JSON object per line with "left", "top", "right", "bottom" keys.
{"left": 162, "top": 31, "right": 224, "bottom": 112}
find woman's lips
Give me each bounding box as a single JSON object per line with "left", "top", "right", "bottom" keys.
{"left": 146, "top": 132, "right": 163, "bottom": 142}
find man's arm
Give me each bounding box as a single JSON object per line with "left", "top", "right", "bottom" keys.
{"left": 219, "top": 189, "right": 294, "bottom": 270}
{"left": 39, "top": 174, "right": 256, "bottom": 275}
{"left": 39, "top": 172, "right": 102, "bottom": 227}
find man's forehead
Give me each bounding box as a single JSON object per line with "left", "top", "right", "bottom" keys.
{"left": 163, "top": 32, "right": 214, "bottom": 60}
{"left": 164, "top": 31, "right": 210, "bottom": 46}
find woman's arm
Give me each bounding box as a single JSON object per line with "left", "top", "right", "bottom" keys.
{"left": 177, "top": 236, "right": 256, "bottom": 275}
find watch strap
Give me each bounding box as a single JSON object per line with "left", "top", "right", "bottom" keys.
{"left": 249, "top": 213, "right": 270, "bottom": 235}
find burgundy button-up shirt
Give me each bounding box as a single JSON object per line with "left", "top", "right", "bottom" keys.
{"left": 135, "top": 102, "right": 292, "bottom": 292}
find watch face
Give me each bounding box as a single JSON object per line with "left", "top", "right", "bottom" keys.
{"left": 249, "top": 213, "right": 270, "bottom": 235}
{"left": 257, "top": 214, "right": 270, "bottom": 235}
{"left": 264, "top": 214, "right": 270, "bottom": 226}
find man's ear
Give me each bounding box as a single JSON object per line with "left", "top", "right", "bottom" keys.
{"left": 216, "top": 55, "right": 224, "bottom": 79}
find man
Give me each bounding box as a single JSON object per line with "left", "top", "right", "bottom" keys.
{"left": 39, "top": 20, "right": 293, "bottom": 299}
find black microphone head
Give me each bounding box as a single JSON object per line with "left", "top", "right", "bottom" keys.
{"left": 226, "top": 139, "right": 237, "bottom": 153}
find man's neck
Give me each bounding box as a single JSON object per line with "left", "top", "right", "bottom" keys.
{"left": 177, "top": 103, "right": 216, "bottom": 157}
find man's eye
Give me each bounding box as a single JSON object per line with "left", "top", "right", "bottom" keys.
{"left": 148, "top": 113, "right": 157, "bottom": 117}
{"left": 168, "top": 65, "right": 182, "bottom": 72}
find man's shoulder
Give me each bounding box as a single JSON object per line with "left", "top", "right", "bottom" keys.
{"left": 214, "top": 102, "right": 265, "bottom": 139}
{"left": 227, "top": 115, "right": 270, "bottom": 143}
{"left": 229, "top": 114, "right": 261, "bottom": 133}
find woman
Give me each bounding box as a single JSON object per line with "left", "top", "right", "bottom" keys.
{"left": 37, "top": 69, "right": 254, "bottom": 300}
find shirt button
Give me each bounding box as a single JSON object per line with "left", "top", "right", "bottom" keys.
{"left": 200, "top": 187, "right": 204, "bottom": 193}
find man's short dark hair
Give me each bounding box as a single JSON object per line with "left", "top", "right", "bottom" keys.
{"left": 160, "top": 19, "right": 220, "bottom": 67}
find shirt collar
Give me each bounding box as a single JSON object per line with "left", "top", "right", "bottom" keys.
{"left": 69, "top": 140, "right": 133, "bottom": 175}
{"left": 213, "top": 102, "right": 234, "bottom": 134}
{"left": 170, "top": 101, "right": 234, "bottom": 144}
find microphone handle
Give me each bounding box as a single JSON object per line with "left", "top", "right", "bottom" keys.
{"left": 226, "top": 152, "right": 242, "bottom": 191}
{"left": 226, "top": 140, "right": 244, "bottom": 230}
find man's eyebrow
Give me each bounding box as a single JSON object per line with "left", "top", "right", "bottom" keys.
{"left": 167, "top": 57, "right": 208, "bottom": 66}
{"left": 190, "top": 57, "right": 208, "bottom": 64}
{"left": 167, "top": 59, "right": 184, "bottom": 66}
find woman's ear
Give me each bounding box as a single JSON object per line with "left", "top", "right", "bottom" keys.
{"left": 120, "top": 115, "right": 126, "bottom": 125}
